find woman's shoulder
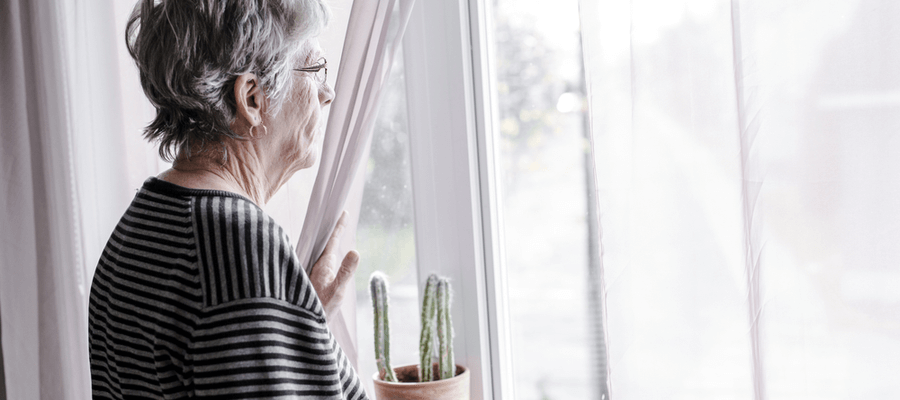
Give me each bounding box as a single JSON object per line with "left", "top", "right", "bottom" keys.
{"left": 150, "top": 182, "right": 318, "bottom": 314}
{"left": 133, "top": 177, "right": 320, "bottom": 313}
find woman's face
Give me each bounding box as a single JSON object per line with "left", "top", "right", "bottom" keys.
{"left": 265, "top": 39, "right": 334, "bottom": 173}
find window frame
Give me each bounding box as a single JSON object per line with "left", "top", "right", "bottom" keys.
{"left": 401, "top": 0, "right": 513, "bottom": 399}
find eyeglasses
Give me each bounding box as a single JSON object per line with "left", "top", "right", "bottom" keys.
{"left": 295, "top": 57, "right": 327, "bottom": 83}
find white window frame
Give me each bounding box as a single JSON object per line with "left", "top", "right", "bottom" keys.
{"left": 402, "top": 0, "right": 513, "bottom": 398}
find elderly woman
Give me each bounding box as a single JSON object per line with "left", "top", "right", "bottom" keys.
{"left": 88, "top": 1, "right": 368, "bottom": 399}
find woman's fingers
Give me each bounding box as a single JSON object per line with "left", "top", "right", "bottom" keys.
{"left": 321, "top": 251, "right": 358, "bottom": 315}
{"left": 310, "top": 254, "right": 336, "bottom": 287}
{"left": 311, "top": 211, "right": 359, "bottom": 318}
{"left": 334, "top": 250, "right": 359, "bottom": 291}
{"left": 322, "top": 211, "right": 348, "bottom": 258}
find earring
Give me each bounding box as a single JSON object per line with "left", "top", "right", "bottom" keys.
{"left": 248, "top": 124, "right": 268, "bottom": 138}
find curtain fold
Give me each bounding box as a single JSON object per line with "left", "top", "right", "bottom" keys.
{"left": 577, "top": 2, "right": 613, "bottom": 397}
{"left": 0, "top": 0, "right": 92, "bottom": 398}
{"left": 728, "top": 1, "right": 766, "bottom": 398}
{"left": 295, "top": 0, "right": 415, "bottom": 368}
{"left": 581, "top": 0, "right": 900, "bottom": 398}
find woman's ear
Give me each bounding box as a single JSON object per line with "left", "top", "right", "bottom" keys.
{"left": 233, "top": 73, "right": 266, "bottom": 129}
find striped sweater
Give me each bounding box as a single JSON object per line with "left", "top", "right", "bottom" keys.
{"left": 89, "top": 177, "right": 368, "bottom": 399}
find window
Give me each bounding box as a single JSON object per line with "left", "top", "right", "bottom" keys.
{"left": 354, "top": 45, "right": 421, "bottom": 396}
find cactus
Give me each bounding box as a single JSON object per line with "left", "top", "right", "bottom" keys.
{"left": 370, "top": 272, "right": 397, "bottom": 382}
{"left": 372, "top": 272, "right": 456, "bottom": 383}
{"left": 418, "top": 274, "right": 439, "bottom": 382}
{"left": 436, "top": 277, "right": 455, "bottom": 379}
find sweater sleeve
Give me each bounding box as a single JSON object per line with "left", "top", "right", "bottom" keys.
{"left": 190, "top": 297, "right": 365, "bottom": 399}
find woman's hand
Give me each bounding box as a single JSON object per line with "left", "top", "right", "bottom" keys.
{"left": 310, "top": 211, "right": 359, "bottom": 321}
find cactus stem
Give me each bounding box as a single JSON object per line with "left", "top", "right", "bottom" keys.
{"left": 419, "top": 274, "right": 439, "bottom": 382}
{"left": 370, "top": 272, "right": 397, "bottom": 382}
{"left": 437, "top": 277, "right": 455, "bottom": 379}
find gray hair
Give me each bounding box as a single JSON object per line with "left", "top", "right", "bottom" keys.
{"left": 126, "top": 0, "right": 330, "bottom": 161}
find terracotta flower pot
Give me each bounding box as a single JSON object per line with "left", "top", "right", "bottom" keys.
{"left": 372, "top": 363, "right": 470, "bottom": 400}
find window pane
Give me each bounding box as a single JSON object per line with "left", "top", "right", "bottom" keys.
{"left": 354, "top": 46, "right": 420, "bottom": 395}
{"left": 488, "top": 0, "right": 604, "bottom": 399}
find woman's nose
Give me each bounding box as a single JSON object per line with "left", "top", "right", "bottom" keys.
{"left": 320, "top": 82, "right": 334, "bottom": 105}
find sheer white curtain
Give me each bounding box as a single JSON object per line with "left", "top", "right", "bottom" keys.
{"left": 0, "top": 0, "right": 142, "bottom": 398}
{"left": 293, "top": 0, "right": 415, "bottom": 368}
{"left": 581, "top": 0, "right": 900, "bottom": 398}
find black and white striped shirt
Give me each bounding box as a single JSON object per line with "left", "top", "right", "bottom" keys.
{"left": 89, "top": 177, "right": 368, "bottom": 399}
